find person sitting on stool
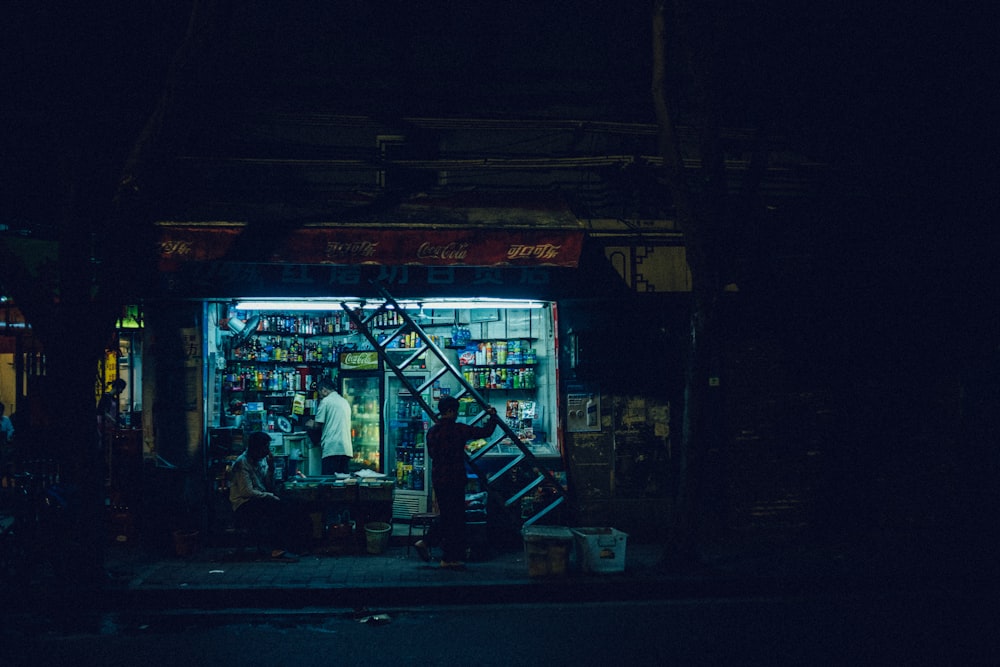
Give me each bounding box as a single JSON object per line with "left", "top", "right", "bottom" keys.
{"left": 229, "top": 431, "right": 301, "bottom": 562}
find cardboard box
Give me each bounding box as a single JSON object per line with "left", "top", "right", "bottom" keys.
{"left": 522, "top": 525, "right": 574, "bottom": 577}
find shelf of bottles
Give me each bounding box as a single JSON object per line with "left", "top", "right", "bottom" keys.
{"left": 223, "top": 366, "right": 311, "bottom": 393}
{"left": 352, "top": 416, "right": 382, "bottom": 471}
{"left": 231, "top": 335, "right": 349, "bottom": 364}
{"left": 223, "top": 311, "right": 359, "bottom": 395}
{"left": 343, "top": 375, "right": 382, "bottom": 471}
{"left": 255, "top": 312, "right": 353, "bottom": 336}
{"left": 391, "top": 397, "right": 428, "bottom": 492}
{"left": 457, "top": 338, "right": 539, "bottom": 390}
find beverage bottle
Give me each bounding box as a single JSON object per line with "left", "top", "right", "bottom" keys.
{"left": 413, "top": 462, "right": 424, "bottom": 490}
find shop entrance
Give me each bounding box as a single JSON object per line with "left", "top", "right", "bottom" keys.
{"left": 342, "top": 285, "right": 569, "bottom": 528}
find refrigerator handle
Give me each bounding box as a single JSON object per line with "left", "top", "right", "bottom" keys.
{"left": 382, "top": 393, "right": 390, "bottom": 475}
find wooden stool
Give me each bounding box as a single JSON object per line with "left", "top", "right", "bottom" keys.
{"left": 407, "top": 512, "right": 439, "bottom": 554}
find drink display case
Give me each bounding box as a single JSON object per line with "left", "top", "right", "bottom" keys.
{"left": 385, "top": 374, "right": 431, "bottom": 518}
{"left": 339, "top": 370, "right": 383, "bottom": 472}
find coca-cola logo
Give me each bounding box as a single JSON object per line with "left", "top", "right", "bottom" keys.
{"left": 416, "top": 241, "right": 469, "bottom": 260}
{"left": 341, "top": 352, "right": 377, "bottom": 368}
{"left": 506, "top": 244, "right": 562, "bottom": 261}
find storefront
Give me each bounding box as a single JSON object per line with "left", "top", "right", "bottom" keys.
{"left": 206, "top": 297, "right": 561, "bottom": 518}
{"left": 147, "top": 221, "right": 609, "bottom": 542}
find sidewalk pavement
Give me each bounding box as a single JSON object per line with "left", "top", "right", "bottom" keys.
{"left": 79, "top": 525, "right": 986, "bottom": 614}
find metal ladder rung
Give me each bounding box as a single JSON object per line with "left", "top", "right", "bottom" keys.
{"left": 471, "top": 410, "right": 495, "bottom": 424}
{"left": 504, "top": 474, "right": 545, "bottom": 507}
{"left": 395, "top": 347, "right": 429, "bottom": 372}
{"left": 359, "top": 309, "right": 387, "bottom": 329}
{"left": 487, "top": 452, "right": 526, "bottom": 485}
{"left": 522, "top": 496, "right": 566, "bottom": 526}
{"left": 415, "top": 367, "right": 449, "bottom": 394}
{"left": 376, "top": 324, "right": 409, "bottom": 350}
{"left": 468, "top": 438, "right": 503, "bottom": 462}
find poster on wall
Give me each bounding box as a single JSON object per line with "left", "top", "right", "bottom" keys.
{"left": 566, "top": 387, "right": 601, "bottom": 433}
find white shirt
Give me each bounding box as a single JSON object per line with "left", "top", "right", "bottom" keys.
{"left": 314, "top": 390, "right": 353, "bottom": 458}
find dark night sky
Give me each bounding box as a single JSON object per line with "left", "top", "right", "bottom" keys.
{"left": 3, "top": 2, "right": 979, "bottom": 173}
{"left": 2, "top": 1, "right": 992, "bottom": 311}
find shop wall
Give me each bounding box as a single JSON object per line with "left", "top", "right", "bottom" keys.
{"left": 558, "top": 295, "right": 687, "bottom": 539}
{"left": 0, "top": 353, "right": 14, "bottom": 415}
{"left": 140, "top": 301, "right": 208, "bottom": 549}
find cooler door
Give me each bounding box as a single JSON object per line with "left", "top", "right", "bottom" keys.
{"left": 386, "top": 374, "right": 431, "bottom": 518}
{"left": 340, "top": 373, "right": 383, "bottom": 472}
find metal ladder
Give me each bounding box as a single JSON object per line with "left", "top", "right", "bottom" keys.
{"left": 339, "top": 285, "right": 569, "bottom": 527}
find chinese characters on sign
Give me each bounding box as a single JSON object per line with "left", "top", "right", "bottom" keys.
{"left": 157, "top": 226, "right": 583, "bottom": 269}
{"left": 164, "top": 262, "right": 560, "bottom": 298}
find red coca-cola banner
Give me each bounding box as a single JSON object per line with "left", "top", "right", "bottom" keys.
{"left": 157, "top": 224, "right": 243, "bottom": 271}
{"left": 157, "top": 225, "right": 583, "bottom": 269}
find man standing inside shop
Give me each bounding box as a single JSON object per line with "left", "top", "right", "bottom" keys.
{"left": 307, "top": 377, "right": 353, "bottom": 474}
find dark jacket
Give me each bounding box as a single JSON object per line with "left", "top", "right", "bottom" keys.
{"left": 426, "top": 416, "right": 498, "bottom": 487}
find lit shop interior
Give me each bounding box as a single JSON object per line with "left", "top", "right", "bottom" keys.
{"left": 205, "top": 297, "right": 563, "bottom": 522}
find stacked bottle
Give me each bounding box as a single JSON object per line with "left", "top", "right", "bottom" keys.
{"left": 462, "top": 366, "right": 535, "bottom": 390}
{"left": 225, "top": 365, "right": 318, "bottom": 392}
{"left": 254, "top": 312, "right": 346, "bottom": 335}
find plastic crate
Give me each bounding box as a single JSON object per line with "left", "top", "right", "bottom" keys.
{"left": 571, "top": 527, "right": 627, "bottom": 573}
{"left": 521, "top": 525, "right": 574, "bottom": 577}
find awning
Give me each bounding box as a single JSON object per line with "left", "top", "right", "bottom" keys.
{"left": 157, "top": 224, "right": 584, "bottom": 269}
{"left": 156, "top": 191, "right": 587, "bottom": 270}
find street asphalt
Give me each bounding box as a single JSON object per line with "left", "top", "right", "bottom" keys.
{"left": 68, "top": 524, "right": 993, "bottom": 613}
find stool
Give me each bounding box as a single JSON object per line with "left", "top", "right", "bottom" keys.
{"left": 227, "top": 508, "right": 267, "bottom": 559}
{"left": 407, "top": 512, "right": 439, "bottom": 554}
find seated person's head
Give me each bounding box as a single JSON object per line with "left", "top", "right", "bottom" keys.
{"left": 247, "top": 431, "right": 272, "bottom": 460}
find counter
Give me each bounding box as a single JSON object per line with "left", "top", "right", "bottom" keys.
{"left": 281, "top": 478, "right": 394, "bottom": 528}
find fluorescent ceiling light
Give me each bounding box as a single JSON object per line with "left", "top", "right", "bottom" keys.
{"left": 419, "top": 300, "right": 545, "bottom": 309}
{"left": 234, "top": 299, "right": 356, "bottom": 311}
{"left": 234, "top": 298, "right": 545, "bottom": 311}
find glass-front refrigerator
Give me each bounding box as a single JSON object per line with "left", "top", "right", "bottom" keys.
{"left": 338, "top": 351, "right": 383, "bottom": 473}
{"left": 385, "top": 373, "right": 431, "bottom": 519}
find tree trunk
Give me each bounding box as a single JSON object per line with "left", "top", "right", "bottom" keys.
{"left": 0, "top": 0, "right": 220, "bottom": 586}
{"left": 652, "top": 0, "right": 731, "bottom": 568}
